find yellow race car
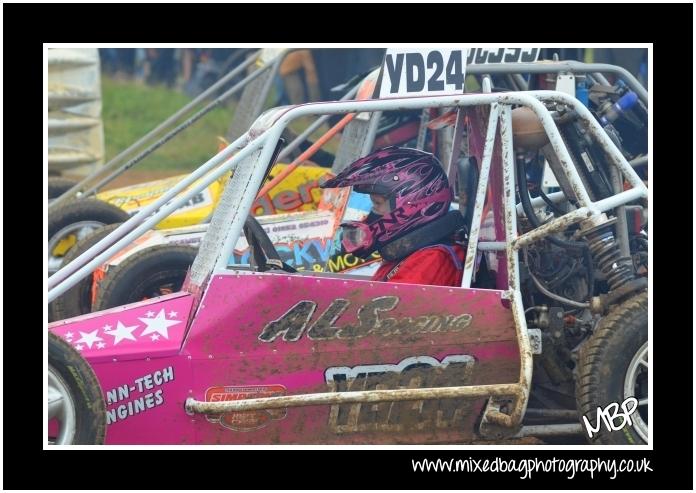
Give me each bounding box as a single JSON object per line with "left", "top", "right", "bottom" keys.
{"left": 47, "top": 163, "right": 331, "bottom": 275}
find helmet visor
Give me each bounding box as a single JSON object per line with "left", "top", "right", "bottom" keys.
{"left": 340, "top": 221, "right": 373, "bottom": 253}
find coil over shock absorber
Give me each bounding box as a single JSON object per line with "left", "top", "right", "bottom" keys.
{"left": 580, "top": 217, "right": 635, "bottom": 291}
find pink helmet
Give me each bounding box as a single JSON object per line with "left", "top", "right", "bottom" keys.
{"left": 321, "top": 146, "right": 452, "bottom": 256}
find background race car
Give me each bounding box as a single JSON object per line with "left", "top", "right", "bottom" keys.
{"left": 48, "top": 187, "right": 382, "bottom": 321}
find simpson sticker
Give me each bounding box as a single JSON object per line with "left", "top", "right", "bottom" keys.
{"left": 205, "top": 385, "right": 287, "bottom": 431}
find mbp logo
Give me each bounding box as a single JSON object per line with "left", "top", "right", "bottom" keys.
{"left": 582, "top": 397, "right": 639, "bottom": 439}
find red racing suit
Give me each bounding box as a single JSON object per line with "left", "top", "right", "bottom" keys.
{"left": 371, "top": 244, "right": 465, "bottom": 287}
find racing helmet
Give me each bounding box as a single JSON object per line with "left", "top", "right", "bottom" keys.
{"left": 321, "top": 146, "right": 453, "bottom": 257}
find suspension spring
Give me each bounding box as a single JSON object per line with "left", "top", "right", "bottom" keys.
{"left": 582, "top": 219, "right": 635, "bottom": 291}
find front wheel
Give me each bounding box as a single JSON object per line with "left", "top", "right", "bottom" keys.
{"left": 48, "top": 332, "right": 106, "bottom": 444}
{"left": 575, "top": 291, "right": 648, "bottom": 444}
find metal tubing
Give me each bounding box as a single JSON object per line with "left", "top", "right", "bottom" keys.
{"left": 498, "top": 94, "right": 593, "bottom": 207}
{"left": 415, "top": 108, "right": 429, "bottom": 150}
{"left": 277, "top": 84, "right": 360, "bottom": 161}
{"left": 513, "top": 208, "right": 591, "bottom": 250}
{"left": 514, "top": 189, "right": 645, "bottom": 251}
{"left": 360, "top": 111, "right": 383, "bottom": 157}
{"left": 48, "top": 90, "right": 646, "bottom": 304}
{"left": 478, "top": 241, "right": 506, "bottom": 251}
{"left": 515, "top": 191, "right": 567, "bottom": 216}
{"left": 513, "top": 423, "right": 584, "bottom": 438}
{"left": 481, "top": 75, "right": 492, "bottom": 93}
{"left": 461, "top": 104, "right": 500, "bottom": 288}
{"left": 527, "top": 266, "right": 589, "bottom": 309}
{"left": 523, "top": 91, "right": 647, "bottom": 204}
{"left": 467, "top": 61, "right": 648, "bottom": 104}
{"left": 504, "top": 74, "right": 520, "bottom": 91}
{"left": 445, "top": 109, "right": 467, "bottom": 185}
{"left": 545, "top": 93, "right": 646, "bottom": 192}
{"left": 591, "top": 187, "right": 646, "bottom": 211}
{"left": 512, "top": 73, "right": 528, "bottom": 91}
{"left": 213, "top": 124, "right": 287, "bottom": 273}
{"left": 629, "top": 155, "right": 648, "bottom": 168}
{"left": 500, "top": 105, "right": 533, "bottom": 427}
{"left": 591, "top": 72, "right": 611, "bottom": 86}
{"left": 185, "top": 383, "right": 523, "bottom": 414}
{"left": 258, "top": 113, "right": 356, "bottom": 200}
{"left": 524, "top": 408, "right": 579, "bottom": 420}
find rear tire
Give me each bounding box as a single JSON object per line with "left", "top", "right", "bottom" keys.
{"left": 48, "top": 177, "right": 78, "bottom": 200}
{"left": 48, "top": 331, "right": 106, "bottom": 444}
{"left": 49, "top": 223, "right": 122, "bottom": 322}
{"left": 48, "top": 199, "right": 130, "bottom": 276}
{"left": 575, "top": 291, "right": 648, "bottom": 444}
{"left": 93, "top": 244, "right": 198, "bottom": 311}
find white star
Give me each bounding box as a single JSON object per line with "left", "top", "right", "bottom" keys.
{"left": 75, "top": 329, "right": 103, "bottom": 349}
{"left": 65, "top": 331, "right": 74, "bottom": 340}
{"left": 102, "top": 324, "right": 112, "bottom": 332}
{"left": 96, "top": 342, "right": 106, "bottom": 349}
{"left": 146, "top": 310, "right": 155, "bottom": 318}
{"left": 75, "top": 344, "right": 84, "bottom": 351}
{"left": 150, "top": 334, "right": 160, "bottom": 341}
{"left": 104, "top": 321, "right": 139, "bottom": 345}
{"left": 138, "top": 309, "right": 181, "bottom": 340}
{"left": 168, "top": 311, "right": 178, "bottom": 318}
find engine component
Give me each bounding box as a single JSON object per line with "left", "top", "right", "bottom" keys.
{"left": 580, "top": 217, "right": 634, "bottom": 291}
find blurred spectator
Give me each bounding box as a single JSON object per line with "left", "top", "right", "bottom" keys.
{"left": 100, "top": 48, "right": 119, "bottom": 75}
{"left": 179, "top": 48, "right": 246, "bottom": 97}
{"left": 99, "top": 48, "right": 136, "bottom": 80}
{"left": 277, "top": 49, "right": 321, "bottom": 105}
{"left": 179, "top": 48, "right": 196, "bottom": 90}
{"left": 100, "top": 48, "right": 389, "bottom": 99}
{"left": 144, "top": 48, "right": 177, "bottom": 87}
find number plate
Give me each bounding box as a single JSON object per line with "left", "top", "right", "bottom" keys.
{"left": 379, "top": 49, "right": 467, "bottom": 98}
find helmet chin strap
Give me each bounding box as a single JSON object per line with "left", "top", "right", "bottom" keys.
{"left": 378, "top": 211, "right": 466, "bottom": 262}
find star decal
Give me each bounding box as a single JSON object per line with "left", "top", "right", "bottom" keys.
{"left": 104, "top": 321, "right": 139, "bottom": 345}
{"left": 138, "top": 309, "right": 181, "bottom": 340}
{"left": 75, "top": 329, "right": 103, "bottom": 349}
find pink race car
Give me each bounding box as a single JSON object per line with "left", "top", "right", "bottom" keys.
{"left": 48, "top": 82, "right": 648, "bottom": 445}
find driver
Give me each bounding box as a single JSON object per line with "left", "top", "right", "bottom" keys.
{"left": 320, "top": 146, "right": 465, "bottom": 286}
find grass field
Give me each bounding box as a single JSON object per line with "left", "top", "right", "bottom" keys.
{"left": 101, "top": 77, "right": 340, "bottom": 174}
{"left": 101, "top": 77, "right": 237, "bottom": 172}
